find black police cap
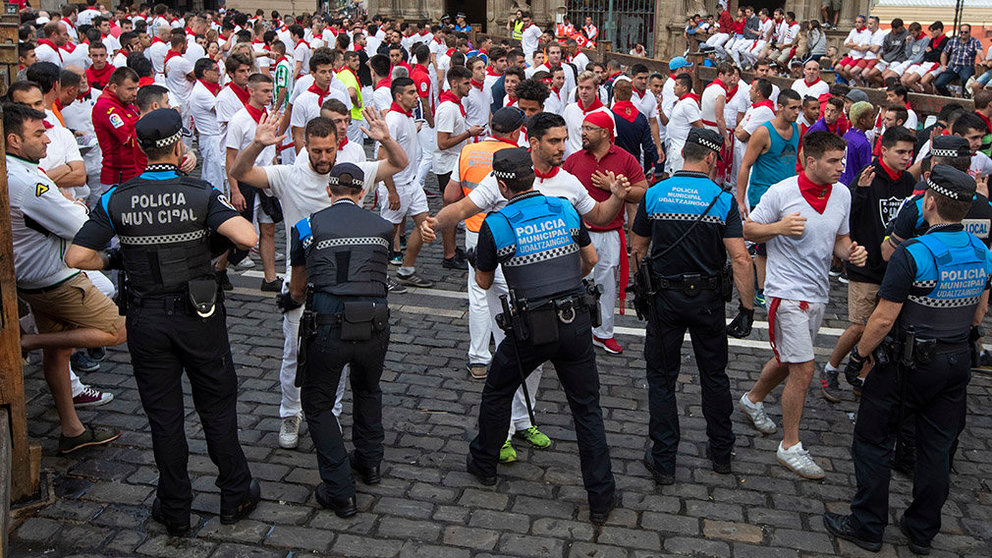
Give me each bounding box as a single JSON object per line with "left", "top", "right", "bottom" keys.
{"left": 328, "top": 162, "right": 365, "bottom": 190}
{"left": 135, "top": 108, "right": 191, "bottom": 149}
{"left": 926, "top": 164, "right": 976, "bottom": 202}
{"left": 491, "top": 106, "right": 525, "bottom": 133}
{"left": 930, "top": 135, "right": 972, "bottom": 158}
{"left": 686, "top": 127, "right": 723, "bottom": 154}
{"left": 492, "top": 147, "right": 534, "bottom": 181}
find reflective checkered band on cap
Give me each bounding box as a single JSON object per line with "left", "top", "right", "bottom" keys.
{"left": 492, "top": 170, "right": 518, "bottom": 180}
{"left": 314, "top": 237, "right": 389, "bottom": 250}
{"left": 931, "top": 148, "right": 968, "bottom": 158}
{"left": 693, "top": 137, "right": 721, "bottom": 152}
{"left": 119, "top": 229, "right": 207, "bottom": 245}
{"left": 146, "top": 130, "right": 182, "bottom": 148}
{"left": 926, "top": 176, "right": 968, "bottom": 200}
{"left": 504, "top": 243, "right": 578, "bottom": 267}
{"left": 908, "top": 294, "right": 982, "bottom": 308}
{"left": 329, "top": 175, "right": 364, "bottom": 188}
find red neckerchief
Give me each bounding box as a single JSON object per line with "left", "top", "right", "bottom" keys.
{"left": 976, "top": 111, "right": 992, "bottom": 136}
{"left": 486, "top": 67, "right": 501, "bottom": 77}
{"left": 375, "top": 77, "right": 391, "bottom": 89}
{"left": 227, "top": 82, "right": 250, "bottom": 106}
{"left": 878, "top": 158, "right": 902, "bottom": 182}
{"left": 275, "top": 55, "right": 288, "bottom": 65}
{"left": 59, "top": 41, "right": 77, "bottom": 54}
{"left": 218, "top": 33, "right": 228, "bottom": 42}
{"left": 36, "top": 39, "right": 64, "bottom": 62}
{"left": 612, "top": 100, "right": 639, "bottom": 122}
{"left": 534, "top": 165, "right": 560, "bottom": 182}
{"left": 251, "top": 39, "right": 265, "bottom": 46}
{"left": 138, "top": 76, "right": 155, "bottom": 87}
{"left": 151, "top": 37, "right": 165, "bottom": 45}
{"left": 164, "top": 49, "right": 182, "bottom": 67}
{"left": 607, "top": 71, "right": 622, "bottom": 81}
{"left": 308, "top": 82, "right": 330, "bottom": 105}
{"left": 445, "top": 47, "right": 456, "bottom": 57}
{"left": 578, "top": 96, "right": 604, "bottom": 113}
{"left": 492, "top": 136, "right": 517, "bottom": 146}
{"left": 199, "top": 79, "right": 222, "bottom": 96}
{"left": 245, "top": 103, "right": 266, "bottom": 124}
{"left": 505, "top": 96, "right": 517, "bottom": 107}
{"left": 855, "top": 25, "right": 865, "bottom": 32}
{"left": 708, "top": 78, "right": 728, "bottom": 94}
{"left": 433, "top": 36, "right": 442, "bottom": 44}
{"left": 804, "top": 77, "right": 821, "bottom": 87}
{"left": 914, "top": 33, "right": 926, "bottom": 41}
{"left": 726, "top": 84, "right": 739, "bottom": 99}
{"left": 752, "top": 99, "right": 776, "bottom": 113}
{"left": 77, "top": 87, "right": 92, "bottom": 102}
{"left": 439, "top": 90, "right": 466, "bottom": 116}
{"left": 338, "top": 137, "right": 349, "bottom": 150}
{"left": 86, "top": 64, "right": 115, "bottom": 87}
{"left": 679, "top": 92, "right": 701, "bottom": 103}
{"left": 932, "top": 34, "right": 946, "bottom": 48}
{"left": 550, "top": 85, "right": 561, "bottom": 99}
{"left": 633, "top": 87, "right": 648, "bottom": 99}
{"left": 186, "top": 27, "right": 195, "bottom": 35}
{"left": 389, "top": 101, "right": 412, "bottom": 117}
{"left": 797, "top": 171, "right": 832, "bottom": 213}
{"left": 296, "top": 39, "right": 310, "bottom": 49}
{"left": 338, "top": 65, "right": 359, "bottom": 82}
{"left": 470, "top": 79, "right": 484, "bottom": 90}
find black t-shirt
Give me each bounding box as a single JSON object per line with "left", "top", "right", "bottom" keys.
{"left": 847, "top": 162, "right": 917, "bottom": 284}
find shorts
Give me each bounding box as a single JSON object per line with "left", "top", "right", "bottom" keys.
{"left": 377, "top": 182, "right": 429, "bottom": 224}
{"left": 906, "top": 62, "right": 939, "bottom": 77}
{"left": 822, "top": 0, "right": 842, "bottom": 9}
{"left": 19, "top": 273, "right": 124, "bottom": 335}
{"left": 847, "top": 280, "right": 880, "bottom": 325}
{"left": 768, "top": 298, "right": 826, "bottom": 364}
{"left": 856, "top": 59, "right": 878, "bottom": 69}
{"left": 253, "top": 195, "right": 273, "bottom": 224}
{"left": 838, "top": 56, "right": 860, "bottom": 68}
{"left": 888, "top": 60, "right": 913, "bottom": 76}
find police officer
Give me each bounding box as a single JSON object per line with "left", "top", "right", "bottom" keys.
{"left": 629, "top": 128, "right": 755, "bottom": 483}
{"left": 66, "top": 109, "right": 261, "bottom": 535}
{"left": 286, "top": 163, "right": 392, "bottom": 519}
{"left": 466, "top": 148, "right": 619, "bottom": 525}
{"left": 823, "top": 165, "right": 992, "bottom": 554}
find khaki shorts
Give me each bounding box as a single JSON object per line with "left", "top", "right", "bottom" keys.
{"left": 19, "top": 273, "right": 124, "bottom": 335}
{"left": 848, "top": 280, "right": 881, "bottom": 325}
{"left": 822, "top": 0, "right": 842, "bottom": 10}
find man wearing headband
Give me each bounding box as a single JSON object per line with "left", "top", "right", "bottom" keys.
{"left": 631, "top": 128, "right": 755, "bottom": 484}
{"left": 67, "top": 108, "right": 261, "bottom": 536}
{"left": 286, "top": 162, "right": 395, "bottom": 519}
{"left": 825, "top": 165, "right": 992, "bottom": 556}
{"left": 564, "top": 110, "right": 648, "bottom": 355}
{"left": 466, "top": 147, "right": 620, "bottom": 526}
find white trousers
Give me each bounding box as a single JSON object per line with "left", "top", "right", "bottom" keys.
{"left": 587, "top": 230, "right": 621, "bottom": 339}
{"left": 199, "top": 134, "right": 225, "bottom": 190}
{"left": 707, "top": 33, "right": 731, "bottom": 57}
{"left": 730, "top": 38, "right": 755, "bottom": 66}
{"left": 465, "top": 230, "right": 498, "bottom": 365}
{"left": 416, "top": 124, "right": 435, "bottom": 189}
{"left": 667, "top": 140, "right": 686, "bottom": 174}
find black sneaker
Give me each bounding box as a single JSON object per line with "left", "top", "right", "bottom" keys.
{"left": 822, "top": 513, "right": 882, "bottom": 552}
{"left": 396, "top": 271, "right": 434, "bottom": 288}
{"left": 70, "top": 350, "right": 100, "bottom": 372}
{"left": 898, "top": 516, "right": 932, "bottom": 555}
{"left": 442, "top": 256, "right": 468, "bottom": 270}
{"left": 260, "top": 278, "right": 282, "bottom": 292}
{"left": 589, "top": 489, "right": 622, "bottom": 525}
{"left": 643, "top": 453, "right": 675, "bottom": 485}
{"left": 216, "top": 270, "right": 233, "bottom": 291}
{"left": 151, "top": 498, "right": 191, "bottom": 536}
{"left": 705, "top": 443, "right": 732, "bottom": 474}
{"left": 220, "top": 479, "right": 261, "bottom": 525}
{"left": 59, "top": 425, "right": 121, "bottom": 454}
{"left": 387, "top": 277, "right": 408, "bottom": 294}
{"left": 87, "top": 347, "right": 107, "bottom": 362}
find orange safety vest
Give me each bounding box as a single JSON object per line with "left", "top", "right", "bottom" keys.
{"left": 458, "top": 139, "right": 517, "bottom": 233}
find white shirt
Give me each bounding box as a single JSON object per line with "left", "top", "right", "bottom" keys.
{"left": 749, "top": 176, "right": 851, "bottom": 303}
{"left": 467, "top": 168, "right": 596, "bottom": 216}
{"left": 631, "top": 88, "right": 659, "bottom": 120}
{"left": 463, "top": 83, "right": 492, "bottom": 131}
{"left": 700, "top": 83, "right": 726, "bottom": 128}
{"left": 572, "top": 52, "right": 590, "bottom": 74}
{"left": 39, "top": 116, "right": 83, "bottom": 180}
{"left": 726, "top": 86, "right": 750, "bottom": 129}
{"left": 791, "top": 78, "right": 830, "bottom": 99}
{"left": 61, "top": 88, "right": 102, "bottom": 177}
{"left": 373, "top": 85, "right": 392, "bottom": 113}
{"left": 845, "top": 27, "right": 873, "bottom": 60}
{"left": 101, "top": 34, "right": 121, "bottom": 55}
{"left": 433, "top": 99, "right": 469, "bottom": 174}
{"left": 383, "top": 108, "right": 420, "bottom": 186}
{"left": 668, "top": 97, "right": 703, "bottom": 146}
{"left": 189, "top": 81, "right": 221, "bottom": 136}
{"left": 215, "top": 85, "right": 247, "bottom": 146}
{"left": 185, "top": 38, "right": 206, "bottom": 65}
{"left": 563, "top": 102, "right": 613, "bottom": 157}
{"left": 756, "top": 18, "right": 774, "bottom": 42}
{"left": 863, "top": 29, "right": 888, "bottom": 60}
{"left": 111, "top": 51, "right": 128, "bottom": 68}
{"left": 970, "top": 152, "right": 992, "bottom": 180}
{"left": 165, "top": 54, "right": 195, "bottom": 103}
{"left": 148, "top": 40, "right": 169, "bottom": 75}
{"left": 544, "top": 87, "right": 566, "bottom": 115}
{"left": 335, "top": 139, "right": 367, "bottom": 164}
{"left": 35, "top": 42, "right": 63, "bottom": 66}
{"left": 520, "top": 24, "right": 543, "bottom": 61}
{"left": 226, "top": 108, "right": 275, "bottom": 166}
{"left": 290, "top": 87, "right": 351, "bottom": 130}
{"left": 734, "top": 103, "right": 777, "bottom": 163}
{"left": 293, "top": 41, "right": 312, "bottom": 76}
{"left": 76, "top": 7, "right": 101, "bottom": 27}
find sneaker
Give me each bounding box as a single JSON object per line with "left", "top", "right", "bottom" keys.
{"left": 70, "top": 351, "right": 100, "bottom": 373}
{"left": 260, "top": 278, "right": 282, "bottom": 292}
{"left": 776, "top": 442, "right": 826, "bottom": 479}
{"left": 498, "top": 440, "right": 517, "bottom": 463}
{"left": 514, "top": 426, "right": 551, "bottom": 449}
{"left": 87, "top": 347, "right": 107, "bottom": 362}
{"left": 73, "top": 386, "right": 114, "bottom": 408}
{"left": 216, "top": 270, "right": 233, "bottom": 291}
{"left": 829, "top": 265, "right": 842, "bottom": 277}
{"left": 823, "top": 512, "right": 882, "bottom": 552}
{"left": 442, "top": 256, "right": 468, "bottom": 270}
{"left": 838, "top": 270, "right": 849, "bottom": 284}
{"left": 389, "top": 251, "right": 403, "bottom": 266}
{"left": 736, "top": 393, "right": 777, "bottom": 434}
{"left": 59, "top": 425, "right": 121, "bottom": 454}
{"left": 279, "top": 413, "right": 302, "bottom": 449}
{"left": 387, "top": 277, "right": 408, "bottom": 294}
{"left": 467, "top": 362, "right": 488, "bottom": 380}
{"left": 753, "top": 292, "right": 766, "bottom": 309}
{"left": 820, "top": 365, "right": 842, "bottom": 403}
{"left": 236, "top": 257, "right": 255, "bottom": 269}
{"left": 396, "top": 271, "right": 434, "bottom": 288}
{"left": 593, "top": 336, "right": 623, "bottom": 354}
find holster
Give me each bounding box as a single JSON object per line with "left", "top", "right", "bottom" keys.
{"left": 631, "top": 260, "right": 655, "bottom": 321}
{"left": 340, "top": 301, "right": 389, "bottom": 341}
{"left": 582, "top": 280, "right": 603, "bottom": 329}
{"left": 295, "top": 286, "right": 316, "bottom": 388}
{"left": 187, "top": 279, "right": 218, "bottom": 318}
{"left": 116, "top": 270, "right": 128, "bottom": 315}
{"left": 913, "top": 338, "right": 937, "bottom": 366}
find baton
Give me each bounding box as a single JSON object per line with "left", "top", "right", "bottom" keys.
{"left": 500, "top": 292, "right": 537, "bottom": 427}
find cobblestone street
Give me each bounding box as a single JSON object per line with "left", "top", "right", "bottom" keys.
{"left": 7, "top": 175, "right": 992, "bottom": 558}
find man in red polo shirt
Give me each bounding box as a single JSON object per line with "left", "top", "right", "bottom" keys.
{"left": 92, "top": 66, "right": 140, "bottom": 198}
{"left": 563, "top": 112, "right": 647, "bottom": 354}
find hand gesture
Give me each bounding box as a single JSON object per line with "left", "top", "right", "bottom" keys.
{"left": 420, "top": 216, "right": 438, "bottom": 243}
{"left": 849, "top": 241, "right": 868, "bottom": 267}
{"left": 388, "top": 189, "right": 401, "bottom": 210}
{"left": 857, "top": 166, "right": 876, "bottom": 188}
{"left": 180, "top": 151, "right": 197, "bottom": 173}
{"left": 230, "top": 190, "right": 247, "bottom": 212}
{"left": 254, "top": 110, "right": 286, "bottom": 147}
{"left": 778, "top": 212, "right": 806, "bottom": 237}
{"left": 590, "top": 170, "right": 615, "bottom": 191}
{"left": 468, "top": 125, "right": 485, "bottom": 137}
{"left": 360, "top": 106, "right": 391, "bottom": 142}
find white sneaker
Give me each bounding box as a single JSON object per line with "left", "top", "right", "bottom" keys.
{"left": 776, "top": 442, "right": 826, "bottom": 479}
{"left": 278, "top": 413, "right": 302, "bottom": 449}
{"left": 236, "top": 257, "right": 255, "bottom": 269}
{"left": 737, "top": 393, "right": 778, "bottom": 434}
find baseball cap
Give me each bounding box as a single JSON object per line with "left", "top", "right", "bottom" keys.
{"left": 669, "top": 56, "right": 693, "bottom": 71}
{"left": 328, "top": 163, "right": 365, "bottom": 190}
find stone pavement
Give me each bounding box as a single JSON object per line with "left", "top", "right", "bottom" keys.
{"left": 8, "top": 171, "right": 992, "bottom": 558}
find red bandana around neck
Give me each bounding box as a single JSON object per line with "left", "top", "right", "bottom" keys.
{"left": 338, "top": 137, "right": 349, "bottom": 150}
{"left": 227, "top": 82, "right": 250, "bottom": 106}
{"left": 804, "top": 77, "right": 821, "bottom": 86}
{"left": 679, "top": 92, "right": 701, "bottom": 103}
{"left": 60, "top": 41, "right": 77, "bottom": 53}
{"left": 709, "top": 78, "right": 728, "bottom": 93}
{"left": 578, "top": 96, "right": 604, "bottom": 113}
{"left": 199, "top": 79, "right": 222, "bottom": 96}
{"left": 633, "top": 87, "right": 648, "bottom": 99}
{"left": 878, "top": 158, "right": 902, "bottom": 182}
{"left": 86, "top": 64, "right": 115, "bottom": 87}
{"left": 375, "top": 77, "right": 391, "bottom": 89}
{"left": 486, "top": 67, "right": 501, "bottom": 77}
{"left": 470, "top": 79, "right": 484, "bottom": 90}
{"left": 308, "top": 82, "right": 330, "bottom": 105}
{"left": 389, "top": 101, "right": 412, "bottom": 117}
{"left": 797, "top": 171, "right": 832, "bottom": 213}
{"left": 612, "top": 100, "right": 639, "bottom": 122}
{"left": 245, "top": 103, "right": 266, "bottom": 124}
{"left": 164, "top": 49, "right": 183, "bottom": 67}
{"left": 752, "top": 99, "right": 776, "bottom": 113}
{"left": 151, "top": 37, "right": 165, "bottom": 45}
{"left": 36, "top": 39, "right": 64, "bottom": 62}
{"left": 439, "top": 90, "right": 466, "bottom": 116}
{"left": 534, "top": 164, "right": 560, "bottom": 182}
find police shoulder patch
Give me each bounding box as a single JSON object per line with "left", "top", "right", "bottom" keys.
{"left": 216, "top": 193, "right": 236, "bottom": 211}
{"left": 35, "top": 183, "right": 49, "bottom": 197}
{"left": 109, "top": 113, "right": 125, "bottom": 129}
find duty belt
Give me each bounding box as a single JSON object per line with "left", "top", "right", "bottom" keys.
{"left": 655, "top": 274, "right": 721, "bottom": 293}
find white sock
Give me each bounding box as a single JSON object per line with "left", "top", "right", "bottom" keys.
{"left": 398, "top": 266, "right": 415, "bottom": 276}
{"left": 824, "top": 363, "right": 839, "bottom": 373}
{"left": 741, "top": 392, "right": 760, "bottom": 409}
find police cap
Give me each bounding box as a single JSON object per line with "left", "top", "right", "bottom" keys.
{"left": 492, "top": 147, "right": 534, "bottom": 181}
{"left": 686, "top": 128, "right": 723, "bottom": 155}
{"left": 930, "top": 135, "right": 972, "bottom": 158}
{"left": 491, "top": 106, "right": 525, "bottom": 133}
{"left": 135, "top": 108, "right": 191, "bottom": 150}
{"left": 926, "top": 164, "right": 976, "bottom": 201}
{"left": 328, "top": 163, "right": 365, "bottom": 190}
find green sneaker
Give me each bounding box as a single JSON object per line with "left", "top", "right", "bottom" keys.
{"left": 499, "top": 440, "right": 517, "bottom": 463}
{"left": 514, "top": 426, "right": 552, "bottom": 449}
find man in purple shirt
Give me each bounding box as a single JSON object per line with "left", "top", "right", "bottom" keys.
{"left": 840, "top": 102, "right": 876, "bottom": 187}
{"left": 807, "top": 97, "right": 845, "bottom": 136}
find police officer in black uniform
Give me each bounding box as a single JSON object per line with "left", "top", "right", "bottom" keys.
{"left": 629, "top": 128, "right": 755, "bottom": 483}
{"left": 466, "top": 148, "right": 619, "bottom": 525}
{"left": 286, "top": 163, "right": 392, "bottom": 518}
{"left": 823, "top": 165, "right": 992, "bottom": 554}
{"left": 66, "top": 109, "right": 261, "bottom": 535}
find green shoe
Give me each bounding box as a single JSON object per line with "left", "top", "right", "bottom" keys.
{"left": 514, "top": 426, "right": 552, "bottom": 449}
{"left": 499, "top": 440, "right": 517, "bottom": 463}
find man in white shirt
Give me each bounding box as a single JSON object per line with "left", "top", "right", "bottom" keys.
{"left": 215, "top": 53, "right": 252, "bottom": 157}
{"left": 229, "top": 109, "right": 409, "bottom": 449}
{"left": 164, "top": 32, "right": 195, "bottom": 145}
{"left": 188, "top": 58, "right": 224, "bottom": 189}
{"left": 540, "top": 66, "right": 567, "bottom": 115}
{"left": 836, "top": 15, "right": 873, "bottom": 84}
{"left": 743, "top": 9, "right": 775, "bottom": 68}
{"left": 563, "top": 71, "right": 613, "bottom": 157}
{"left": 93, "top": 16, "right": 121, "bottom": 57}
{"left": 733, "top": 79, "right": 777, "bottom": 200}
{"left": 57, "top": 68, "right": 102, "bottom": 200}
{"left": 290, "top": 25, "right": 311, "bottom": 78}
{"left": 184, "top": 16, "right": 207, "bottom": 63}
{"left": 35, "top": 21, "right": 70, "bottom": 67}
{"left": 147, "top": 25, "right": 171, "bottom": 82}
{"left": 848, "top": 16, "right": 888, "bottom": 86}
{"left": 319, "top": 99, "right": 367, "bottom": 164}
{"left": 463, "top": 56, "right": 492, "bottom": 139}
{"left": 290, "top": 52, "right": 351, "bottom": 155}
{"left": 791, "top": 60, "right": 830, "bottom": 99}
{"left": 753, "top": 61, "right": 781, "bottom": 103}
{"left": 525, "top": 43, "right": 575, "bottom": 101}
{"left": 666, "top": 74, "right": 704, "bottom": 173}
{"left": 519, "top": 12, "right": 543, "bottom": 64}
{"left": 370, "top": 54, "right": 393, "bottom": 113}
